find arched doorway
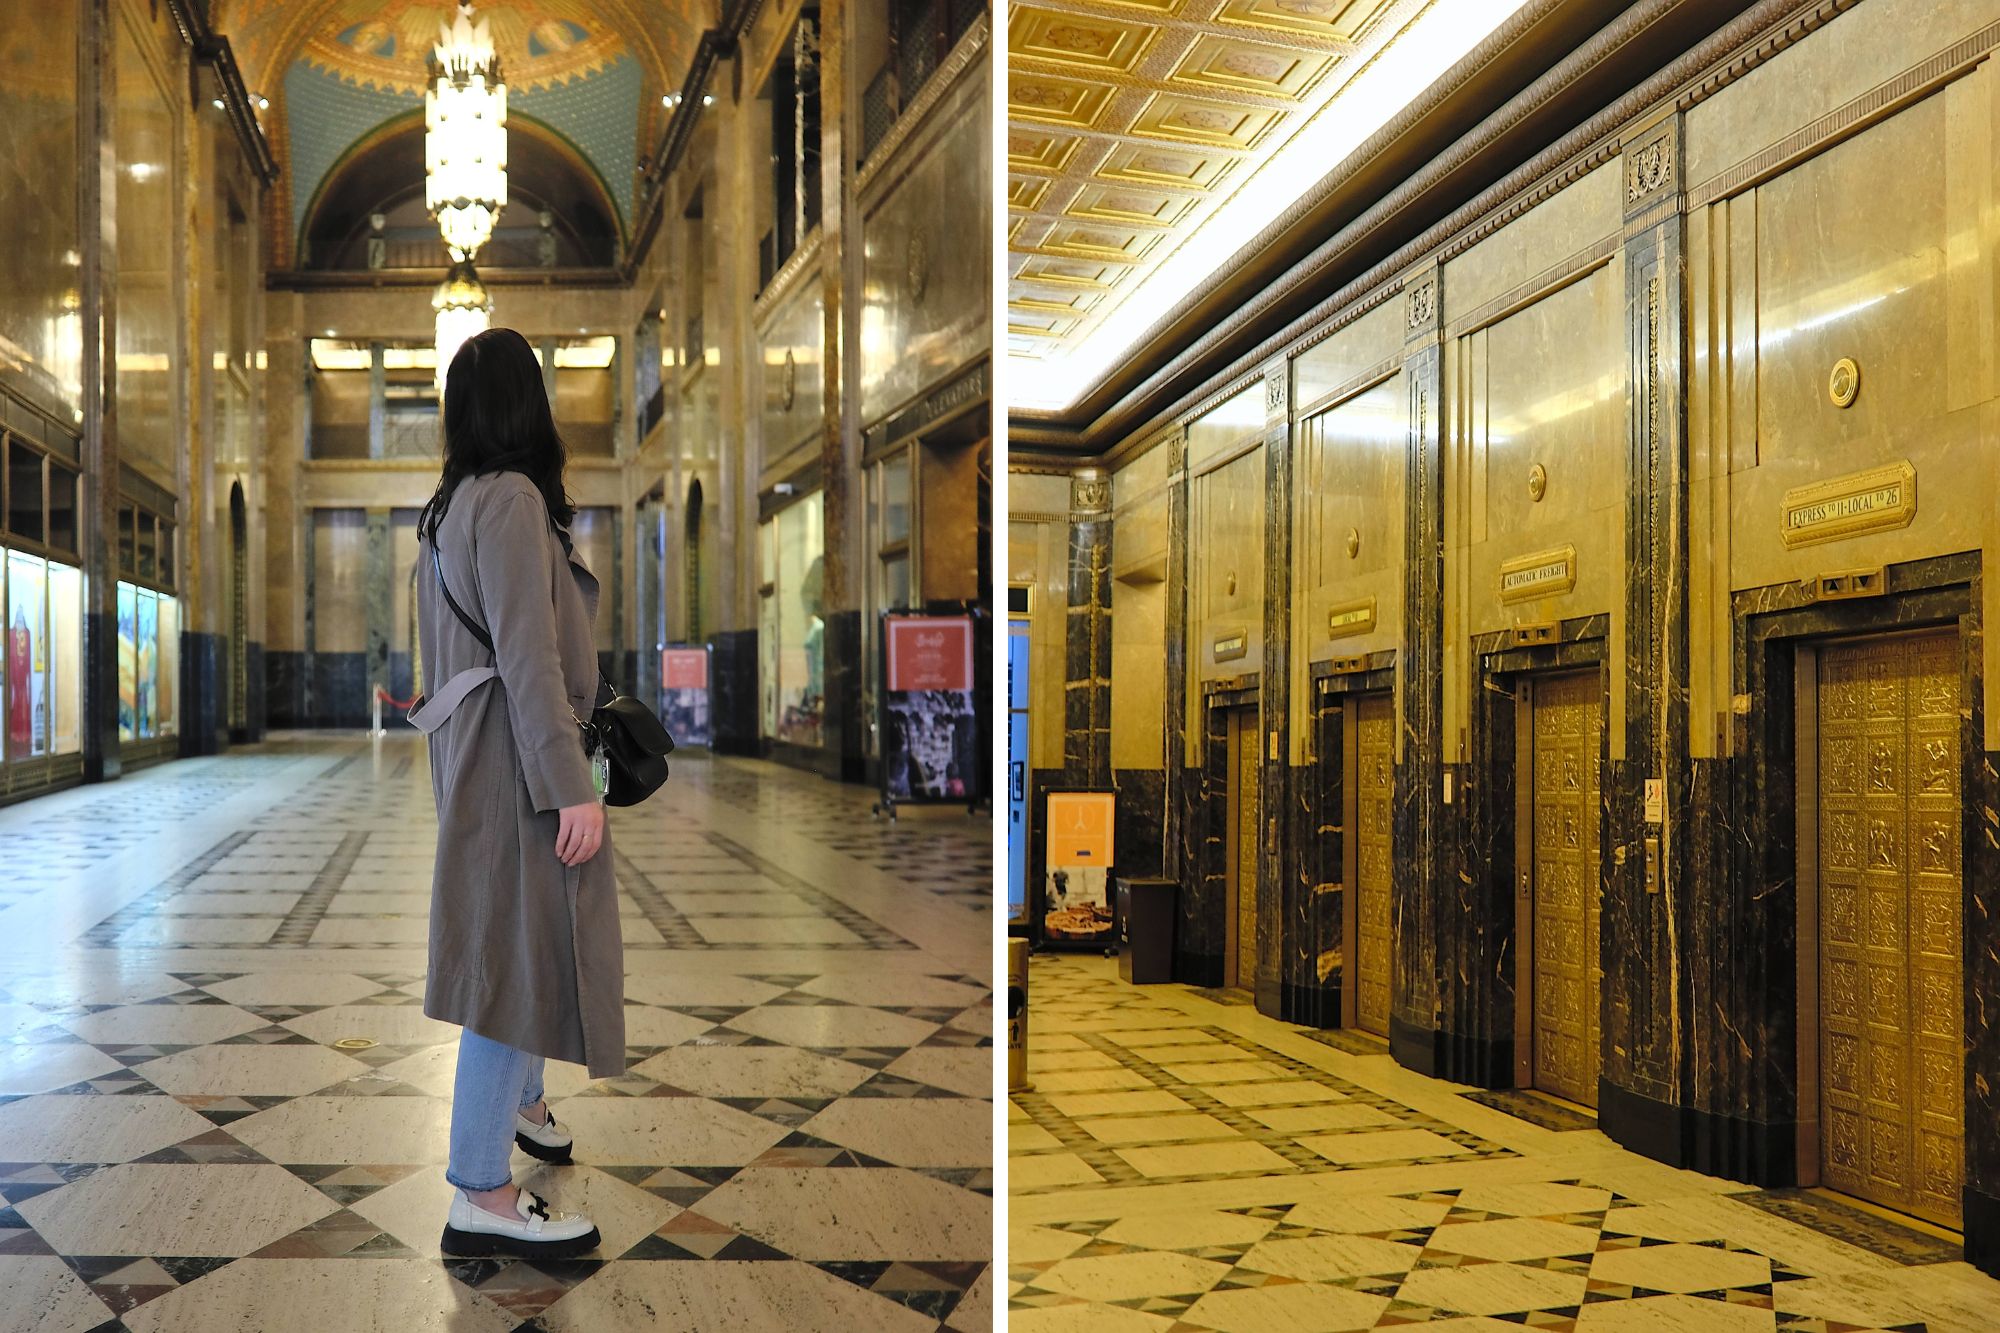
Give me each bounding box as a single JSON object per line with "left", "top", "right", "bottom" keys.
{"left": 684, "top": 480, "right": 704, "bottom": 643}
{"left": 228, "top": 482, "right": 248, "bottom": 738}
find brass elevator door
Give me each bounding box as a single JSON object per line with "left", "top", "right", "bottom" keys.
{"left": 1529, "top": 672, "right": 1602, "bottom": 1108}
{"left": 1816, "top": 631, "right": 1963, "bottom": 1229}
{"left": 1226, "top": 709, "right": 1260, "bottom": 993}
{"left": 1353, "top": 695, "right": 1395, "bottom": 1037}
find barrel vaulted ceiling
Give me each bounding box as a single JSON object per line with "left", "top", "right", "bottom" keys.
{"left": 1006, "top": 0, "right": 1530, "bottom": 413}
{"left": 213, "top": 0, "right": 706, "bottom": 266}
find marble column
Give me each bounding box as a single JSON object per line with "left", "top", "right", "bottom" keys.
{"left": 1064, "top": 473, "right": 1111, "bottom": 785}
{"left": 1601, "top": 115, "right": 1697, "bottom": 1157}
{"left": 1392, "top": 265, "right": 1446, "bottom": 1073}
{"left": 364, "top": 509, "right": 391, "bottom": 718}
{"left": 367, "top": 343, "right": 385, "bottom": 460}
{"left": 1164, "top": 432, "right": 1215, "bottom": 981}
{"left": 1257, "top": 361, "right": 1291, "bottom": 1021}
{"left": 80, "top": 0, "right": 121, "bottom": 783}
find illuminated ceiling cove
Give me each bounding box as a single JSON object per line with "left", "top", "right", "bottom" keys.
{"left": 1007, "top": 0, "right": 1531, "bottom": 413}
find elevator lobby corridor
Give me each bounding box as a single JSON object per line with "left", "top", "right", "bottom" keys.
{"left": 1008, "top": 956, "right": 2000, "bottom": 1333}
{"left": 0, "top": 735, "right": 991, "bottom": 1332}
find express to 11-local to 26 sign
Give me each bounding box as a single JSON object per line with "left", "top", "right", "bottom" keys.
{"left": 886, "top": 616, "right": 974, "bottom": 693}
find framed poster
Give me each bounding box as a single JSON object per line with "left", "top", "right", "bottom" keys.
{"left": 878, "top": 613, "right": 982, "bottom": 809}
{"left": 661, "top": 645, "right": 712, "bottom": 747}
{"left": 1037, "top": 788, "right": 1117, "bottom": 951}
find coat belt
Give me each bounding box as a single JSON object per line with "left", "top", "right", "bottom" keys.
{"left": 405, "top": 667, "right": 500, "bottom": 734}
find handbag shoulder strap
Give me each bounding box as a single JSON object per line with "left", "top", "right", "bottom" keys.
{"left": 431, "top": 540, "right": 495, "bottom": 653}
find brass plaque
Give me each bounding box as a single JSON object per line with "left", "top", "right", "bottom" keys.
{"left": 1817, "top": 630, "right": 1962, "bottom": 1229}
{"left": 1213, "top": 630, "right": 1248, "bottom": 662}
{"left": 1354, "top": 694, "right": 1394, "bottom": 1038}
{"left": 1781, "top": 461, "right": 1915, "bottom": 548}
{"left": 1327, "top": 597, "right": 1376, "bottom": 640}
{"left": 1531, "top": 671, "right": 1602, "bottom": 1108}
{"left": 1499, "top": 546, "right": 1577, "bottom": 603}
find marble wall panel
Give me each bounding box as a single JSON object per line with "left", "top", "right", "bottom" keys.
{"left": 1190, "top": 446, "right": 1265, "bottom": 682}
{"left": 112, "top": 2, "right": 181, "bottom": 489}
{"left": 858, "top": 57, "right": 990, "bottom": 427}
{"left": 1292, "top": 300, "right": 1400, "bottom": 416}
{"left": 0, "top": 0, "right": 83, "bottom": 416}
{"left": 1441, "top": 160, "right": 1620, "bottom": 321}
{"left": 756, "top": 273, "right": 825, "bottom": 477}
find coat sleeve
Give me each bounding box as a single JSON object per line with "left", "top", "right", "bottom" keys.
{"left": 475, "top": 489, "right": 595, "bottom": 812}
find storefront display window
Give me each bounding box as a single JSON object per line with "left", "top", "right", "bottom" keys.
{"left": 116, "top": 580, "right": 177, "bottom": 742}
{"left": 761, "top": 493, "right": 824, "bottom": 748}
{"left": 3, "top": 549, "right": 81, "bottom": 761}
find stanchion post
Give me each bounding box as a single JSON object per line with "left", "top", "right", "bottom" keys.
{"left": 1007, "top": 938, "right": 1031, "bottom": 1093}
{"left": 370, "top": 685, "right": 383, "bottom": 738}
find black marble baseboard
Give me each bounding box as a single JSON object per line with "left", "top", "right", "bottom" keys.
{"left": 1391, "top": 1016, "right": 1511, "bottom": 1088}
{"left": 242, "top": 640, "right": 266, "bottom": 742}
{"left": 1254, "top": 976, "right": 1283, "bottom": 1021}
{"left": 708, "top": 630, "right": 759, "bottom": 756}
{"left": 1281, "top": 981, "right": 1340, "bottom": 1030}
{"left": 1598, "top": 1078, "right": 1800, "bottom": 1185}
{"left": 822, "top": 611, "right": 866, "bottom": 785}
{"left": 1598, "top": 1079, "right": 1687, "bottom": 1170}
{"left": 1174, "top": 948, "right": 1223, "bottom": 988}
{"left": 179, "top": 630, "right": 227, "bottom": 757}
{"left": 1965, "top": 1185, "right": 2000, "bottom": 1277}
{"left": 264, "top": 650, "right": 309, "bottom": 730}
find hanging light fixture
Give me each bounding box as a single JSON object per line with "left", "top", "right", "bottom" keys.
{"left": 433, "top": 259, "right": 492, "bottom": 389}
{"left": 425, "top": 2, "right": 507, "bottom": 262}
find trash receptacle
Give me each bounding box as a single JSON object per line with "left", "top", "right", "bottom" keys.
{"left": 1117, "top": 878, "right": 1176, "bottom": 984}
{"left": 1007, "top": 938, "right": 1030, "bottom": 1092}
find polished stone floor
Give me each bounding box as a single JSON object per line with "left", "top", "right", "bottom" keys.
{"left": 0, "top": 733, "right": 992, "bottom": 1332}
{"left": 1008, "top": 955, "right": 2000, "bottom": 1333}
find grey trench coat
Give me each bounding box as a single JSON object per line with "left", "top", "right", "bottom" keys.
{"left": 408, "top": 470, "right": 626, "bottom": 1079}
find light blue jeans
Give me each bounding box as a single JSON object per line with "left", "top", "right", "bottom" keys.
{"left": 445, "top": 1027, "right": 547, "bottom": 1193}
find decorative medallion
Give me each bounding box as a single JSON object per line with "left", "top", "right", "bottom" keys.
{"left": 907, "top": 227, "right": 932, "bottom": 305}
{"left": 1499, "top": 545, "right": 1577, "bottom": 603}
{"left": 1528, "top": 463, "right": 1547, "bottom": 502}
{"left": 1828, "top": 357, "right": 1860, "bottom": 409}
{"left": 1225, "top": 571, "right": 1237, "bottom": 596}
{"left": 1780, "top": 460, "right": 1915, "bottom": 549}
{"left": 1345, "top": 527, "right": 1360, "bottom": 559}
{"left": 1625, "top": 127, "right": 1676, "bottom": 204}
{"left": 780, "top": 348, "right": 797, "bottom": 411}
{"left": 1405, "top": 278, "right": 1437, "bottom": 334}
{"left": 1265, "top": 366, "right": 1287, "bottom": 419}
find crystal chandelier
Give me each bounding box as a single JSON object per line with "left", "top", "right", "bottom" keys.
{"left": 433, "top": 259, "right": 492, "bottom": 389}
{"left": 425, "top": 2, "right": 507, "bottom": 263}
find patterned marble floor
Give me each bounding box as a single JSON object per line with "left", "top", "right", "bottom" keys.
{"left": 0, "top": 733, "right": 993, "bottom": 1332}
{"left": 1009, "top": 956, "right": 2000, "bottom": 1333}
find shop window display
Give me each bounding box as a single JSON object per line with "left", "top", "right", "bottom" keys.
{"left": 3, "top": 549, "right": 81, "bottom": 761}
{"left": 760, "top": 494, "right": 825, "bottom": 748}
{"left": 116, "top": 580, "right": 177, "bottom": 742}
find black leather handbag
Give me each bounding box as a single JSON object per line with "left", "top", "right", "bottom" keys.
{"left": 432, "top": 544, "right": 674, "bottom": 806}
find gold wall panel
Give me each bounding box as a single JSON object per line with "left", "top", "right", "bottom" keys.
{"left": 1010, "top": 7, "right": 1157, "bottom": 75}
{"left": 755, "top": 271, "right": 825, "bottom": 465}
{"left": 1816, "top": 630, "right": 1963, "bottom": 1229}
{"left": 1441, "top": 161, "right": 1620, "bottom": 328}
{"left": 1169, "top": 35, "right": 1331, "bottom": 101}
{"left": 1530, "top": 670, "right": 1602, "bottom": 1109}
{"left": 1455, "top": 266, "right": 1625, "bottom": 640}
{"left": 1293, "top": 377, "right": 1403, "bottom": 672}
{"left": 1292, "top": 299, "right": 1399, "bottom": 411}
{"left": 1112, "top": 445, "right": 1172, "bottom": 770}
{"left": 1353, "top": 692, "right": 1394, "bottom": 1037}
{"left": 1192, "top": 442, "right": 1265, "bottom": 680}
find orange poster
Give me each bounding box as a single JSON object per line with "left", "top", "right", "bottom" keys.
{"left": 1046, "top": 791, "right": 1115, "bottom": 868}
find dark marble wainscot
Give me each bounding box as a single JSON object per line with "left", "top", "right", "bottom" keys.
{"left": 177, "top": 630, "right": 228, "bottom": 756}
{"left": 264, "top": 650, "right": 310, "bottom": 730}
{"left": 1175, "top": 681, "right": 1254, "bottom": 988}
{"left": 241, "top": 640, "right": 266, "bottom": 742}
{"left": 707, "top": 629, "right": 760, "bottom": 756}
{"left": 820, "top": 609, "right": 865, "bottom": 784}
{"left": 310, "top": 652, "right": 371, "bottom": 727}
{"left": 1111, "top": 769, "right": 1166, "bottom": 880}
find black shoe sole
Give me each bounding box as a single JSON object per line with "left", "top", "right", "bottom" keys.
{"left": 515, "top": 1131, "right": 573, "bottom": 1163}
{"left": 441, "top": 1223, "right": 600, "bottom": 1259}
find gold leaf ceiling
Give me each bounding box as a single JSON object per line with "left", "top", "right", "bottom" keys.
{"left": 1008, "top": 0, "right": 1517, "bottom": 412}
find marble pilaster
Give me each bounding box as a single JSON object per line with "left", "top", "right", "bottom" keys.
{"left": 1257, "top": 361, "right": 1291, "bottom": 1021}
{"left": 1063, "top": 474, "right": 1112, "bottom": 785}
{"left": 363, "top": 508, "right": 391, "bottom": 706}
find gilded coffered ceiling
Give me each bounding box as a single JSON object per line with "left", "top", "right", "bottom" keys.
{"left": 1007, "top": 0, "right": 1527, "bottom": 412}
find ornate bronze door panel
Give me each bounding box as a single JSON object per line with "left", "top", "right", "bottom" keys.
{"left": 1529, "top": 671, "right": 1602, "bottom": 1108}
{"left": 1817, "top": 631, "right": 1963, "bottom": 1229}
{"left": 1231, "top": 709, "right": 1260, "bottom": 993}
{"left": 1354, "top": 694, "right": 1394, "bottom": 1036}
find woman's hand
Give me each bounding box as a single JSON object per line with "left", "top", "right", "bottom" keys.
{"left": 556, "top": 802, "right": 605, "bottom": 866}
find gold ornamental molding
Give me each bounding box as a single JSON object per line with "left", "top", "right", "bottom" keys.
{"left": 1498, "top": 545, "right": 1577, "bottom": 603}
{"left": 751, "top": 229, "right": 824, "bottom": 327}
{"left": 1780, "top": 461, "right": 1916, "bottom": 548}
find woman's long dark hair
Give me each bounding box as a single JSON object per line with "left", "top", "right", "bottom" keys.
{"left": 417, "top": 327, "right": 574, "bottom": 544}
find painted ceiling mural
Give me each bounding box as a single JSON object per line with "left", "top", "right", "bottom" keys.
{"left": 210, "top": 0, "right": 704, "bottom": 264}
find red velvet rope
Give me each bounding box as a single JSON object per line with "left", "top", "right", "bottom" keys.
{"left": 374, "top": 686, "right": 418, "bottom": 709}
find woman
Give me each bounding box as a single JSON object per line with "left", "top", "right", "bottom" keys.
{"left": 408, "top": 328, "right": 626, "bottom": 1259}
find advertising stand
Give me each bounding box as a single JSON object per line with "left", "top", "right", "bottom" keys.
{"left": 874, "top": 611, "right": 983, "bottom": 819}
{"left": 661, "top": 645, "right": 713, "bottom": 747}
{"left": 1034, "top": 787, "right": 1118, "bottom": 955}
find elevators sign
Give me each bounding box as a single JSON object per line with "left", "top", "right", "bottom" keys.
{"left": 1499, "top": 545, "right": 1577, "bottom": 604}
{"left": 661, "top": 646, "right": 712, "bottom": 747}
{"left": 1045, "top": 790, "right": 1116, "bottom": 944}
{"left": 1780, "top": 460, "right": 1916, "bottom": 548}
{"left": 881, "top": 615, "right": 980, "bottom": 802}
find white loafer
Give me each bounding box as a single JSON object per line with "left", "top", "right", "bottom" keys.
{"left": 441, "top": 1187, "right": 599, "bottom": 1259}
{"left": 515, "top": 1106, "right": 574, "bottom": 1163}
